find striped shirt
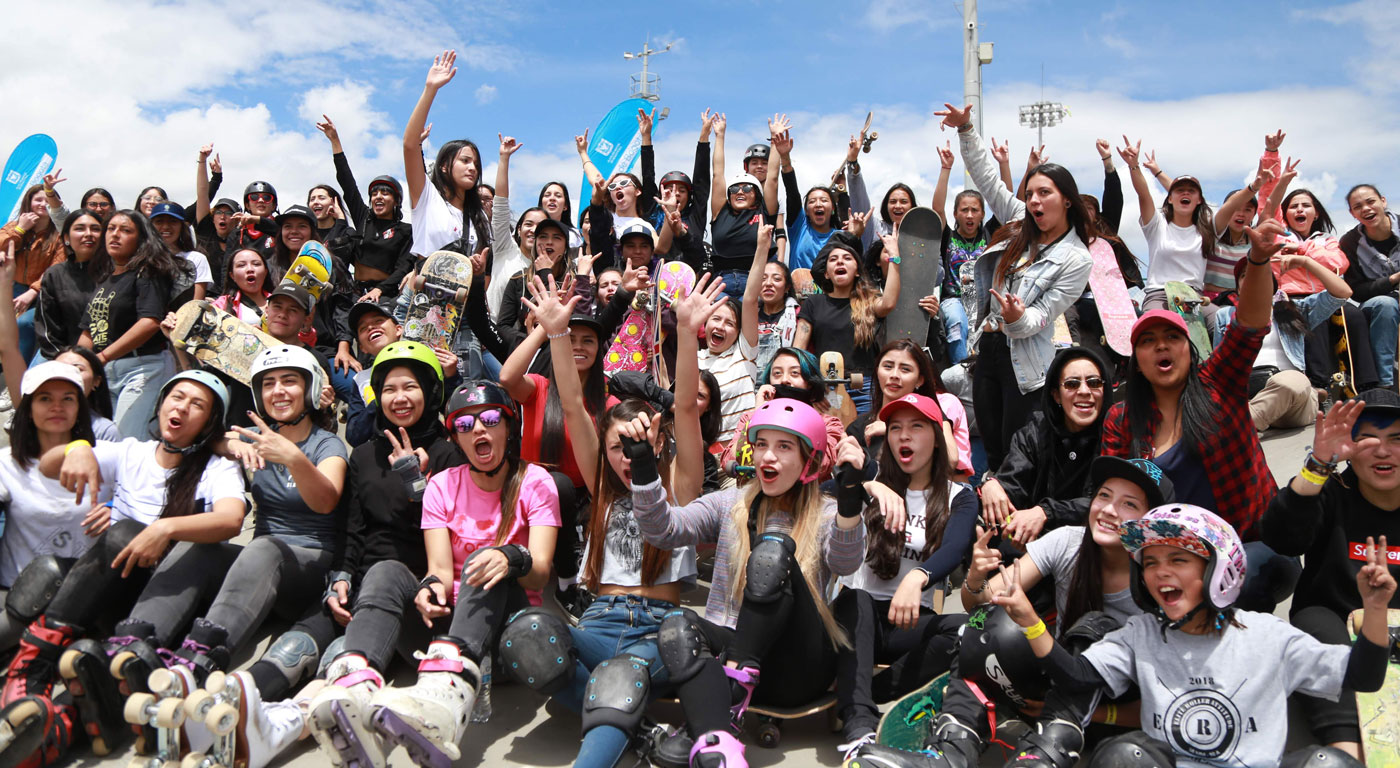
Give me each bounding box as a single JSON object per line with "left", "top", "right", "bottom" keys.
{"left": 698, "top": 337, "right": 759, "bottom": 444}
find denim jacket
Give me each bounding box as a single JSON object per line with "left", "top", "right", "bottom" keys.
{"left": 959, "top": 127, "right": 1093, "bottom": 394}
{"left": 1213, "top": 290, "right": 1347, "bottom": 370}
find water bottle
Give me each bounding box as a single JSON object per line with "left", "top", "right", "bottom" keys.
{"left": 471, "top": 653, "right": 492, "bottom": 723}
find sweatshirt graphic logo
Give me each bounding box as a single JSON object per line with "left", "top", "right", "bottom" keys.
{"left": 1161, "top": 689, "right": 1241, "bottom": 761}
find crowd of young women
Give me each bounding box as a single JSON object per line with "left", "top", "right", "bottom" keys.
{"left": 0, "top": 50, "right": 1396, "bottom": 768}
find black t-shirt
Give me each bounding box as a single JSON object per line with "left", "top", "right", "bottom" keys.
{"left": 1367, "top": 232, "right": 1399, "bottom": 257}
{"left": 711, "top": 205, "right": 776, "bottom": 272}
{"left": 799, "top": 294, "right": 877, "bottom": 375}
{"left": 81, "top": 270, "right": 168, "bottom": 358}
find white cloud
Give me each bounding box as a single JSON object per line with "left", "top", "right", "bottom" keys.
{"left": 862, "top": 0, "right": 953, "bottom": 32}
{"left": 475, "top": 84, "right": 499, "bottom": 105}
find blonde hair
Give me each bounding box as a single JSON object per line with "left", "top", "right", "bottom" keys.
{"left": 725, "top": 471, "right": 850, "bottom": 651}
{"left": 849, "top": 281, "right": 882, "bottom": 349}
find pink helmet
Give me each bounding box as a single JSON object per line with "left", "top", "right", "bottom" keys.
{"left": 1120, "top": 504, "right": 1247, "bottom": 613}
{"left": 746, "top": 398, "right": 827, "bottom": 484}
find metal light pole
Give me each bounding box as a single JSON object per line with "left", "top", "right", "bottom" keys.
{"left": 623, "top": 39, "right": 672, "bottom": 122}
{"left": 963, "top": 1, "right": 993, "bottom": 185}
{"left": 1018, "top": 101, "right": 1067, "bottom": 146}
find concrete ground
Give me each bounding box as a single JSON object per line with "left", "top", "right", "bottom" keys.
{"left": 0, "top": 401, "right": 1315, "bottom": 767}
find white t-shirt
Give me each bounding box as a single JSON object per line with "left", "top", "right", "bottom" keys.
{"left": 697, "top": 336, "right": 758, "bottom": 445}
{"left": 412, "top": 183, "right": 478, "bottom": 255}
{"left": 847, "top": 488, "right": 929, "bottom": 609}
{"left": 178, "top": 250, "right": 214, "bottom": 286}
{"left": 1253, "top": 320, "right": 1297, "bottom": 373}
{"left": 92, "top": 439, "right": 245, "bottom": 525}
{"left": 0, "top": 451, "right": 113, "bottom": 587}
{"left": 1143, "top": 211, "right": 1207, "bottom": 292}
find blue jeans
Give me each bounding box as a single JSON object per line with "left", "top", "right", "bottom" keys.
{"left": 13, "top": 282, "right": 35, "bottom": 365}
{"left": 329, "top": 365, "right": 357, "bottom": 407}
{"left": 717, "top": 270, "right": 747, "bottom": 303}
{"left": 940, "top": 297, "right": 969, "bottom": 364}
{"left": 106, "top": 351, "right": 174, "bottom": 439}
{"left": 563, "top": 595, "right": 674, "bottom": 768}
{"left": 849, "top": 376, "right": 872, "bottom": 417}
{"left": 1361, "top": 294, "right": 1399, "bottom": 387}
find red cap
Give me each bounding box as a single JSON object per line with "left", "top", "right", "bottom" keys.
{"left": 878, "top": 393, "right": 945, "bottom": 425}
{"left": 1130, "top": 309, "right": 1188, "bottom": 346}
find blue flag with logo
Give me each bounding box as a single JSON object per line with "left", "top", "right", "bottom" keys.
{"left": 0, "top": 134, "right": 58, "bottom": 225}
{"left": 578, "top": 98, "right": 654, "bottom": 225}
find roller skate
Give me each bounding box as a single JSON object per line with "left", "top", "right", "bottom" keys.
{"left": 370, "top": 638, "right": 478, "bottom": 768}
{"left": 308, "top": 652, "right": 386, "bottom": 767}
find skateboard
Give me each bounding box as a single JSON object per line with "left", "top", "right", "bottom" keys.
{"left": 1348, "top": 609, "right": 1400, "bottom": 767}
{"left": 821, "top": 352, "right": 863, "bottom": 427}
{"left": 860, "top": 112, "right": 879, "bottom": 153}
{"left": 1164, "top": 281, "right": 1211, "bottom": 360}
{"left": 1332, "top": 310, "right": 1358, "bottom": 400}
{"left": 170, "top": 300, "right": 280, "bottom": 386}
{"left": 875, "top": 671, "right": 951, "bottom": 752}
{"left": 652, "top": 261, "right": 696, "bottom": 389}
{"left": 1052, "top": 314, "right": 1073, "bottom": 348}
{"left": 604, "top": 261, "right": 695, "bottom": 380}
{"left": 1087, "top": 238, "right": 1135, "bottom": 356}
{"left": 180, "top": 670, "right": 244, "bottom": 768}
{"left": 887, "top": 207, "right": 945, "bottom": 348}
{"left": 403, "top": 250, "right": 473, "bottom": 350}
{"left": 790, "top": 268, "right": 819, "bottom": 300}
{"left": 748, "top": 692, "right": 839, "bottom": 749}
{"left": 280, "top": 247, "right": 333, "bottom": 301}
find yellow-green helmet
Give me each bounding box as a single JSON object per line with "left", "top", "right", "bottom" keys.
{"left": 370, "top": 341, "right": 445, "bottom": 411}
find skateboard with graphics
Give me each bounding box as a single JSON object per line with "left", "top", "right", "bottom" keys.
{"left": 403, "top": 250, "right": 473, "bottom": 350}
{"left": 280, "top": 241, "right": 334, "bottom": 301}
{"left": 821, "top": 352, "right": 863, "bottom": 426}
{"left": 874, "top": 671, "right": 951, "bottom": 753}
{"left": 1349, "top": 608, "right": 1400, "bottom": 767}
{"left": 887, "top": 207, "right": 944, "bottom": 348}
{"left": 170, "top": 300, "right": 280, "bottom": 386}
{"left": 1165, "top": 281, "right": 1211, "bottom": 360}
{"left": 1087, "top": 238, "right": 1135, "bottom": 356}
{"left": 604, "top": 261, "right": 694, "bottom": 380}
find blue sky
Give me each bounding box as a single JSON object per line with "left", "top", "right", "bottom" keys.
{"left": 5, "top": 0, "right": 1391, "bottom": 258}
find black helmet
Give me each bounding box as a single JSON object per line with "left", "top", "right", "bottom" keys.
{"left": 958, "top": 605, "right": 1050, "bottom": 707}
{"left": 367, "top": 175, "right": 404, "bottom": 220}
{"left": 660, "top": 171, "right": 692, "bottom": 191}
{"left": 445, "top": 379, "right": 517, "bottom": 421}
{"left": 244, "top": 180, "right": 278, "bottom": 210}
{"left": 743, "top": 144, "right": 770, "bottom": 162}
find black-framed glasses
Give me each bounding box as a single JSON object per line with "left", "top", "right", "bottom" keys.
{"left": 1061, "top": 376, "right": 1105, "bottom": 391}
{"left": 451, "top": 408, "right": 504, "bottom": 432}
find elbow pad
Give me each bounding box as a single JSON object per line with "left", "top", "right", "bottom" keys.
{"left": 391, "top": 454, "right": 427, "bottom": 503}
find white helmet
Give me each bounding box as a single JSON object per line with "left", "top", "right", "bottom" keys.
{"left": 250, "top": 345, "right": 325, "bottom": 423}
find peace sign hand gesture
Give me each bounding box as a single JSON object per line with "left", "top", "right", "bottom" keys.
{"left": 989, "top": 288, "right": 1025, "bottom": 325}
{"left": 1357, "top": 536, "right": 1397, "bottom": 611}
{"left": 385, "top": 427, "right": 429, "bottom": 473}
{"left": 231, "top": 411, "right": 303, "bottom": 468}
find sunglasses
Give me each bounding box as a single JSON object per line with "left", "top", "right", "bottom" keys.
{"left": 1060, "top": 376, "right": 1105, "bottom": 392}
{"left": 729, "top": 184, "right": 756, "bottom": 195}
{"left": 607, "top": 178, "right": 636, "bottom": 192}
{"left": 248, "top": 193, "right": 274, "bottom": 203}
{"left": 451, "top": 408, "right": 504, "bottom": 432}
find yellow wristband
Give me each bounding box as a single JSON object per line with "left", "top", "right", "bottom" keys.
{"left": 1299, "top": 467, "right": 1328, "bottom": 486}
{"left": 1105, "top": 702, "right": 1118, "bottom": 726}
{"left": 65, "top": 439, "right": 92, "bottom": 455}
{"left": 13, "top": 225, "right": 24, "bottom": 236}
{"left": 1022, "top": 619, "right": 1047, "bottom": 641}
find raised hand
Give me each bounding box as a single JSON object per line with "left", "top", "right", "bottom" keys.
{"left": 637, "top": 107, "right": 655, "bottom": 140}
{"left": 622, "top": 264, "right": 650, "bottom": 294}
{"left": 42, "top": 169, "right": 66, "bottom": 191}
{"left": 880, "top": 231, "right": 901, "bottom": 265}
{"left": 419, "top": 124, "right": 432, "bottom": 145}
{"left": 1117, "top": 136, "right": 1142, "bottom": 168}
{"left": 1310, "top": 398, "right": 1377, "bottom": 466}
{"left": 990, "top": 288, "right": 1026, "bottom": 324}
{"left": 231, "top": 411, "right": 304, "bottom": 467}
{"left": 198, "top": 144, "right": 214, "bottom": 162}
{"left": 209, "top": 153, "right": 222, "bottom": 174}
{"left": 1143, "top": 150, "right": 1162, "bottom": 177}
{"left": 712, "top": 112, "right": 727, "bottom": 138}
{"left": 315, "top": 115, "right": 339, "bottom": 144}
{"left": 1357, "top": 536, "right": 1397, "bottom": 610}
{"left": 847, "top": 210, "right": 871, "bottom": 239}
{"left": 989, "top": 137, "right": 1010, "bottom": 164}
{"left": 934, "top": 102, "right": 973, "bottom": 130}
{"left": 1244, "top": 219, "right": 1288, "bottom": 261}
{"left": 988, "top": 561, "right": 1038, "bottom": 626}
{"left": 700, "top": 108, "right": 716, "bottom": 139}
{"left": 0, "top": 242, "right": 14, "bottom": 283}
{"left": 1252, "top": 165, "right": 1276, "bottom": 192}
{"left": 1096, "top": 138, "right": 1111, "bottom": 160}
{"left": 768, "top": 113, "right": 792, "bottom": 140}
{"left": 833, "top": 434, "right": 866, "bottom": 472}
{"left": 522, "top": 273, "right": 582, "bottom": 336}
{"left": 1027, "top": 144, "right": 1048, "bottom": 169}
{"left": 575, "top": 130, "right": 591, "bottom": 158}
{"left": 1279, "top": 156, "right": 1301, "bottom": 186}
{"left": 385, "top": 426, "right": 429, "bottom": 473}
{"left": 425, "top": 50, "right": 457, "bottom": 91}
{"left": 937, "top": 141, "right": 955, "bottom": 170}
{"left": 967, "top": 526, "right": 1002, "bottom": 590}
{"left": 846, "top": 134, "right": 861, "bottom": 164}
{"left": 674, "top": 272, "right": 727, "bottom": 334}
{"left": 1264, "top": 129, "right": 1286, "bottom": 152}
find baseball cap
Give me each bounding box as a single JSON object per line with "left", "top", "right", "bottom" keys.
{"left": 1089, "top": 456, "right": 1176, "bottom": 509}
{"left": 1354, "top": 388, "right": 1400, "bottom": 424}
{"left": 149, "top": 202, "right": 186, "bottom": 222}
{"left": 1169, "top": 175, "right": 1202, "bottom": 193}
{"left": 349, "top": 298, "right": 398, "bottom": 331}
{"left": 533, "top": 217, "right": 568, "bottom": 241}
{"left": 213, "top": 198, "right": 241, "bottom": 214}
{"left": 20, "top": 362, "right": 85, "bottom": 397}
{"left": 1130, "top": 309, "right": 1189, "bottom": 347}
{"left": 268, "top": 281, "right": 315, "bottom": 314}
{"left": 276, "top": 205, "right": 317, "bottom": 227}
{"left": 878, "top": 393, "right": 945, "bottom": 425}
{"left": 617, "top": 220, "right": 657, "bottom": 245}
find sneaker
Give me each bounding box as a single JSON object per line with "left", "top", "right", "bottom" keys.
{"left": 370, "top": 638, "right": 478, "bottom": 767}
{"left": 0, "top": 390, "right": 12, "bottom": 412}
{"left": 838, "top": 731, "right": 877, "bottom": 762}
{"left": 308, "top": 653, "right": 386, "bottom": 768}
{"left": 1, "top": 619, "right": 75, "bottom": 707}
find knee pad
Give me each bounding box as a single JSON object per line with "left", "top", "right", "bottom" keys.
{"left": 1012, "top": 718, "right": 1085, "bottom": 768}
{"left": 499, "top": 609, "right": 575, "bottom": 694}
{"left": 743, "top": 532, "right": 796, "bottom": 604}
{"left": 1280, "top": 746, "right": 1365, "bottom": 768}
{"left": 580, "top": 654, "right": 652, "bottom": 735}
{"left": 104, "top": 519, "right": 146, "bottom": 552}
{"left": 1088, "top": 732, "right": 1177, "bottom": 768}
{"left": 1059, "top": 611, "right": 1122, "bottom": 656}
{"left": 657, "top": 608, "right": 711, "bottom": 684}
{"left": 316, "top": 636, "right": 347, "bottom": 678}
{"left": 959, "top": 605, "right": 1049, "bottom": 708}
{"left": 264, "top": 630, "right": 319, "bottom": 689}
{"left": 6, "top": 556, "right": 68, "bottom": 623}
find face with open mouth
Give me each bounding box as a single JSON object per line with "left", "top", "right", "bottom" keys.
{"left": 1348, "top": 187, "right": 1388, "bottom": 233}
{"left": 886, "top": 411, "right": 936, "bottom": 481}
{"left": 259, "top": 370, "right": 306, "bottom": 423}
{"left": 230, "top": 250, "right": 266, "bottom": 294}
{"left": 1140, "top": 544, "right": 1207, "bottom": 622}
{"left": 369, "top": 186, "right": 396, "bottom": 218}
{"left": 158, "top": 381, "right": 215, "bottom": 448}
{"left": 308, "top": 189, "right": 333, "bottom": 221}
{"left": 608, "top": 175, "right": 639, "bottom": 211}
{"left": 1352, "top": 421, "right": 1400, "bottom": 492}
{"left": 878, "top": 349, "right": 924, "bottom": 403}
{"left": 1087, "top": 477, "right": 1148, "bottom": 549}
{"left": 1133, "top": 326, "right": 1190, "bottom": 391}
{"left": 540, "top": 184, "right": 567, "bottom": 218}
{"left": 805, "top": 189, "right": 833, "bottom": 228}
{"left": 704, "top": 305, "right": 739, "bottom": 354}
{"left": 1053, "top": 358, "right": 1105, "bottom": 432}
{"left": 760, "top": 263, "right": 788, "bottom": 307}
{"left": 452, "top": 407, "right": 508, "bottom": 472}
{"left": 955, "top": 196, "right": 984, "bottom": 237}
{"left": 1024, "top": 174, "right": 1068, "bottom": 235}
{"left": 378, "top": 367, "right": 425, "bottom": 428}
{"left": 728, "top": 184, "right": 757, "bottom": 211}
{"left": 604, "top": 420, "right": 659, "bottom": 487}
{"left": 825, "top": 248, "right": 859, "bottom": 290}
{"left": 1169, "top": 184, "right": 1201, "bottom": 219}
{"left": 887, "top": 189, "right": 913, "bottom": 224}
{"left": 1285, "top": 194, "right": 1317, "bottom": 236}
{"left": 357, "top": 314, "right": 401, "bottom": 359}
{"left": 751, "top": 429, "right": 805, "bottom": 495}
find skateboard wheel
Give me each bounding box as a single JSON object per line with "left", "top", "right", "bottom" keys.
{"left": 413, "top": 275, "right": 426, "bottom": 293}
{"left": 848, "top": 372, "right": 864, "bottom": 389}
{"left": 183, "top": 689, "right": 213, "bottom": 720}
{"left": 181, "top": 755, "right": 207, "bottom": 768}
{"left": 155, "top": 697, "right": 185, "bottom": 729}
{"left": 57, "top": 648, "right": 82, "bottom": 679}
{"left": 125, "top": 692, "right": 156, "bottom": 725}
{"left": 206, "top": 702, "right": 238, "bottom": 736}
{"left": 756, "top": 719, "right": 781, "bottom": 748}
{"left": 454, "top": 288, "right": 468, "bottom": 304}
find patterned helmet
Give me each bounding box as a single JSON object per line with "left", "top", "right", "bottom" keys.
{"left": 1120, "top": 504, "right": 1247, "bottom": 613}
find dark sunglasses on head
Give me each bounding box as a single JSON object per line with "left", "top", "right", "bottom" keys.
{"left": 1060, "top": 376, "right": 1105, "bottom": 391}
{"left": 248, "top": 193, "right": 274, "bottom": 203}
{"left": 607, "top": 178, "right": 635, "bottom": 192}
{"left": 451, "top": 408, "right": 504, "bottom": 432}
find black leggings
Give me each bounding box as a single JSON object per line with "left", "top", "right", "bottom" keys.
{"left": 1291, "top": 605, "right": 1360, "bottom": 745}
{"left": 46, "top": 520, "right": 153, "bottom": 631}
{"left": 675, "top": 558, "right": 840, "bottom": 736}
{"left": 832, "top": 588, "right": 962, "bottom": 734}
{"left": 973, "top": 330, "right": 1041, "bottom": 472}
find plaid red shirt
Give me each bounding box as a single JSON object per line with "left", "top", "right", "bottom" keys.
{"left": 1101, "top": 320, "right": 1274, "bottom": 540}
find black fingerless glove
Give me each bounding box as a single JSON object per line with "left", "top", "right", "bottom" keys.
{"left": 497, "top": 544, "right": 534, "bottom": 580}
{"left": 392, "top": 454, "right": 427, "bottom": 502}
{"left": 621, "top": 434, "right": 660, "bottom": 487}
{"left": 836, "top": 462, "right": 867, "bottom": 519}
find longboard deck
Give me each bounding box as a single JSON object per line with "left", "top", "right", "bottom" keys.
{"left": 875, "top": 672, "right": 949, "bottom": 753}
{"left": 403, "top": 250, "right": 472, "bottom": 349}
{"left": 170, "top": 300, "right": 279, "bottom": 385}
{"left": 1349, "top": 609, "right": 1400, "bottom": 767}
{"left": 888, "top": 207, "right": 944, "bottom": 348}
{"left": 1087, "top": 238, "right": 1135, "bottom": 356}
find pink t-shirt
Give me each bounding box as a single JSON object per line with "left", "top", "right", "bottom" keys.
{"left": 936, "top": 393, "right": 974, "bottom": 475}
{"left": 421, "top": 462, "right": 561, "bottom": 605}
